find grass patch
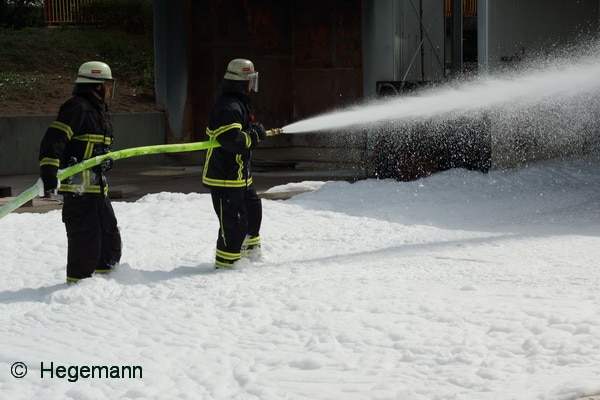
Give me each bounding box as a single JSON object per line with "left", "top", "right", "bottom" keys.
{"left": 0, "top": 26, "right": 154, "bottom": 91}
{"left": 0, "top": 72, "right": 40, "bottom": 100}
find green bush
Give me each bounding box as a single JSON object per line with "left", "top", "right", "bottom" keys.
{"left": 0, "top": 0, "right": 44, "bottom": 29}
{"left": 78, "top": 0, "right": 152, "bottom": 35}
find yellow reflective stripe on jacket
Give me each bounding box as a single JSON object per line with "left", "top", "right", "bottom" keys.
{"left": 203, "top": 123, "right": 252, "bottom": 188}
{"left": 202, "top": 147, "right": 213, "bottom": 183}
{"left": 242, "top": 131, "right": 252, "bottom": 148}
{"left": 73, "top": 134, "right": 109, "bottom": 144}
{"left": 84, "top": 141, "right": 94, "bottom": 159}
{"left": 236, "top": 154, "right": 244, "bottom": 180}
{"left": 50, "top": 121, "right": 74, "bottom": 140}
{"left": 40, "top": 157, "right": 60, "bottom": 167}
{"left": 73, "top": 134, "right": 108, "bottom": 192}
{"left": 61, "top": 183, "right": 103, "bottom": 194}
{"left": 206, "top": 122, "right": 243, "bottom": 139}
{"left": 60, "top": 184, "right": 106, "bottom": 195}
{"left": 60, "top": 169, "right": 107, "bottom": 195}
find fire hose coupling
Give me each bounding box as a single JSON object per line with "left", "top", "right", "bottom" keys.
{"left": 265, "top": 128, "right": 283, "bottom": 137}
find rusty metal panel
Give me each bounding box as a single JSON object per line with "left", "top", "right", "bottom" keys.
{"left": 293, "top": 68, "right": 363, "bottom": 121}
{"left": 292, "top": 0, "right": 363, "bottom": 121}
{"left": 333, "top": 3, "right": 363, "bottom": 68}
{"left": 185, "top": 0, "right": 363, "bottom": 139}
{"left": 251, "top": 2, "right": 294, "bottom": 56}
{"left": 252, "top": 56, "right": 294, "bottom": 129}
{"left": 293, "top": 0, "right": 362, "bottom": 68}
{"left": 293, "top": 0, "right": 335, "bottom": 68}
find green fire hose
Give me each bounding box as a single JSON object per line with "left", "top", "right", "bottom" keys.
{"left": 0, "top": 140, "right": 220, "bottom": 220}
{"left": 0, "top": 127, "right": 284, "bottom": 221}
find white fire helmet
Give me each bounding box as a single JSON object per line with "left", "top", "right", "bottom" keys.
{"left": 224, "top": 58, "right": 259, "bottom": 92}
{"left": 75, "top": 61, "right": 115, "bottom": 97}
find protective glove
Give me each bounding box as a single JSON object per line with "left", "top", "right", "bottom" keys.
{"left": 38, "top": 175, "right": 60, "bottom": 197}
{"left": 247, "top": 122, "right": 267, "bottom": 146}
{"left": 100, "top": 158, "right": 114, "bottom": 172}
{"left": 42, "top": 175, "right": 58, "bottom": 193}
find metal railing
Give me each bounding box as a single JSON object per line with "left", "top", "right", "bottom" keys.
{"left": 43, "top": 0, "right": 94, "bottom": 26}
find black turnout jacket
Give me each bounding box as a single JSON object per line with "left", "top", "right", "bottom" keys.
{"left": 202, "top": 92, "right": 256, "bottom": 189}
{"left": 39, "top": 93, "right": 114, "bottom": 195}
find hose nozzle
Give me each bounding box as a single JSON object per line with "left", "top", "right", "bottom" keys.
{"left": 266, "top": 128, "right": 283, "bottom": 137}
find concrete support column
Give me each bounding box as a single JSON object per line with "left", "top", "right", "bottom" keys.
{"left": 153, "top": 0, "right": 189, "bottom": 141}
{"left": 477, "top": 0, "right": 489, "bottom": 74}
{"left": 452, "top": 0, "right": 463, "bottom": 74}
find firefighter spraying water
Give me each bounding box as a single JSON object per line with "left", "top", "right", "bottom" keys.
{"left": 4, "top": 41, "right": 600, "bottom": 222}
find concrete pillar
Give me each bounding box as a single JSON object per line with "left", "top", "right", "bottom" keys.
{"left": 153, "top": 0, "right": 190, "bottom": 141}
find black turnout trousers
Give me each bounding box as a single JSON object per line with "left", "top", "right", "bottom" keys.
{"left": 62, "top": 194, "right": 122, "bottom": 281}
{"left": 210, "top": 186, "right": 262, "bottom": 265}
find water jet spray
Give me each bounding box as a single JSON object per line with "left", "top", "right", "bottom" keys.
{"left": 279, "top": 42, "right": 600, "bottom": 136}
{"left": 274, "top": 41, "right": 600, "bottom": 173}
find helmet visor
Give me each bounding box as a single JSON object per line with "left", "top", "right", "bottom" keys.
{"left": 249, "top": 72, "right": 258, "bottom": 92}
{"left": 105, "top": 79, "right": 116, "bottom": 99}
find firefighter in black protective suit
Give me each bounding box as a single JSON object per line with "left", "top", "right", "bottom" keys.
{"left": 203, "top": 58, "right": 267, "bottom": 268}
{"left": 39, "top": 61, "right": 122, "bottom": 283}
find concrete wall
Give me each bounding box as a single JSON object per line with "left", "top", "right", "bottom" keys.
{"left": 0, "top": 112, "right": 166, "bottom": 175}
{"left": 0, "top": 110, "right": 373, "bottom": 178}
